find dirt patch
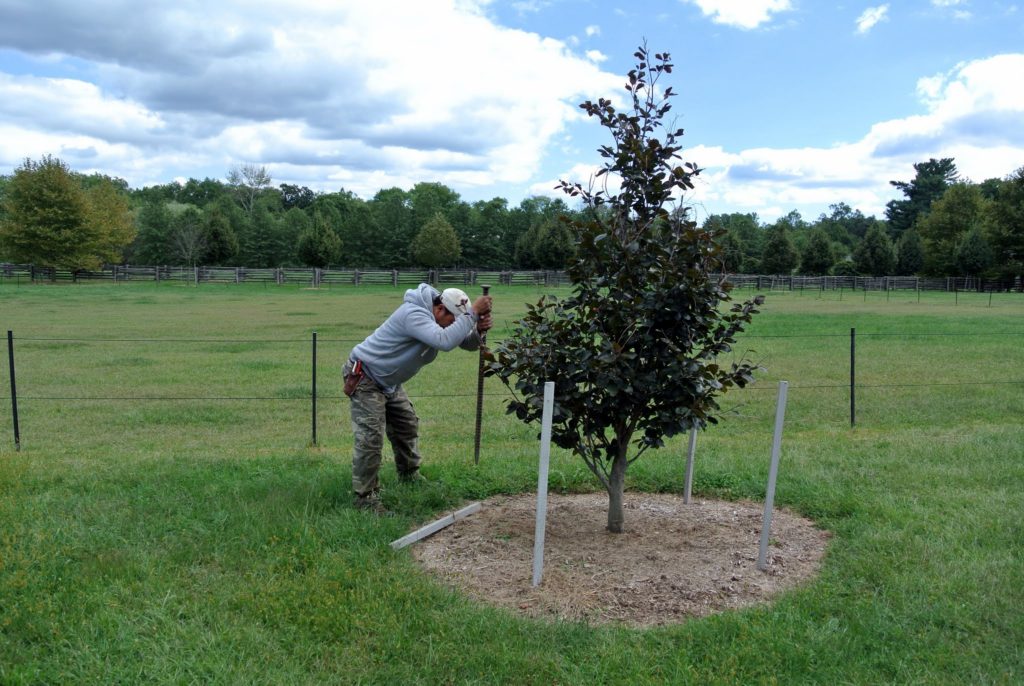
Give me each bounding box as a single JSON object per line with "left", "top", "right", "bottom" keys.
{"left": 411, "top": 492, "right": 830, "bottom": 628}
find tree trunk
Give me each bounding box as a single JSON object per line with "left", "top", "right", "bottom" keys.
{"left": 606, "top": 446, "right": 629, "bottom": 533}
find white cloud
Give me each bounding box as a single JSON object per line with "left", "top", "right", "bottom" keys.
{"left": 681, "top": 0, "right": 793, "bottom": 29}
{"left": 855, "top": 5, "right": 889, "bottom": 34}
{"left": 0, "top": 0, "right": 621, "bottom": 197}
{"left": 585, "top": 24, "right": 601, "bottom": 36}
{"left": 585, "top": 50, "right": 608, "bottom": 63}
{"left": 931, "top": 0, "right": 972, "bottom": 19}
{"left": 541, "top": 53, "right": 1024, "bottom": 222}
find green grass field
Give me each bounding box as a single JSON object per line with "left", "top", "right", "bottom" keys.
{"left": 1, "top": 282, "right": 1022, "bottom": 684}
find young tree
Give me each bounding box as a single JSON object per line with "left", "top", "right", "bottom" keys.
{"left": 760, "top": 223, "right": 798, "bottom": 274}
{"left": 490, "top": 47, "right": 762, "bottom": 533}
{"left": 799, "top": 229, "right": 835, "bottom": 275}
{"left": 410, "top": 212, "right": 461, "bottom": 267}
{"left": 853, "top": 223, "right": 896, "bottom": 275}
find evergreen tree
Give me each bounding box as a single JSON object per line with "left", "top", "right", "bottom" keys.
{"left": 760, "top": 224, "right": 798, "bottom": 274}
{"left": 895, "top": 229, "right": 924, "bottom": 275}
{"left": 853, "top": 224, "right": 896, "bottom": 275}
{"left": 886, "top": 157, "right": 959, "bottom": 235}
{"left": 799, "top": 229, "right": 835, "bottom": 275}
{"left": 202, "top": 208, "right": 239, "bottom": 265}
{"left": 410, "top": 212, "right": 461, "bottom": 267}
{"left": 295, "top": 212, "right": 342, "bottom": 267}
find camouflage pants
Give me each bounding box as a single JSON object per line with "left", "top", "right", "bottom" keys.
{"left": 344, "top": 360, "right": 421, "bottom": 497}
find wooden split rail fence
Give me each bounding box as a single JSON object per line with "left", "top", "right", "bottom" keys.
{"left": 1, "top": 263, "right": 1019, "bottom": 292}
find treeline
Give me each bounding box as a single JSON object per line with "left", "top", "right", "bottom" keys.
{"left": 0, "top": 158, "right": 577, "bottom": 271}
{"left": 712, "top": 158, "right": 1024, "bottom": 282}
{"left": 0, "top": 156, "right": 1022, "bottom": 281}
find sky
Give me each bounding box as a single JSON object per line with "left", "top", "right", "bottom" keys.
{"left": 0, "top": 0, "right": 1022, "bottom": 224}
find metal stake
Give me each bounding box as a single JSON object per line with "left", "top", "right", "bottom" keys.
{"left": 473, "top": 284, "right": 491, "bottom": 464}
{"left": 311, "top": 331, "right": 317, "bottom": 446}
{"left": 683, "top": 427, "right": 697, "bottom": 504}
{"left": 758, "top": 381, "right": 789, "bottom": 571}
{"left": 532, "top": 381, "right": 555, "bottom": 587}
{"left": 7, "top": 331, "right": 20, "bottom": 451}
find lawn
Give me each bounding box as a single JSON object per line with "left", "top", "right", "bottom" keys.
{"left": 1, "top": 281, "right": 1022, "bottom": 684}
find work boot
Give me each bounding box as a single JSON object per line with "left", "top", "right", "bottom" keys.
{"left": 353, "top": 491, "right": 386, "bottom": 514}
{"left": 398, "top": 470, "right": 427, "bottom": 485}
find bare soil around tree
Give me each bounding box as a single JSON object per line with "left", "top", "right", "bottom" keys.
{"left": 412, "top": 492, "right": 831, "bottom": 628}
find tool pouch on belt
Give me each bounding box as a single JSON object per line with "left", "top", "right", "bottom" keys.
{"left": 343, "top": 360, "right": 363, "bottom": 397}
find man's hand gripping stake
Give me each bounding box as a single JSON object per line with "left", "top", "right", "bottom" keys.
{"left": 473, "top": 284, "right": 490, "bottom": 465}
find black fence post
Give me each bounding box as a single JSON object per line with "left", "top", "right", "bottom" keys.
{"left": 850, "top": 327, "right": 856, "bottom": 428}
{"left": 311, "top": 331, "right": 318, "bottom": 446}
{"left": 7, "top": 330, "right": 20, "bottom": 451}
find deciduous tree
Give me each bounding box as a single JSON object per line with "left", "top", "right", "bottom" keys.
{"left": 411, "top": 212, "right": 461, "bottom": 267}
{"left": 0, "top": 155, "right": 132, "bottom": 269}
{"left": 954, "top": 228, "right": 994, "bottom": 278}
{"left": 987, "top": 166, "right": 1024, "bottom": 282}
{"left": 227, "top": 163, "right": 272, "bottom": 215}
{"left": 917, "top": 182, "right": 988, "bottom": 275}
{"left": 490, "top": 47, "right": 762, "bottom": 533}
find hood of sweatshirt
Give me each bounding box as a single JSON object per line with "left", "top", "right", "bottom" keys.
{"left": 405, "top": 283, "right": 439, "bottom": 312}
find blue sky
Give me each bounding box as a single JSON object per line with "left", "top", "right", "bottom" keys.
{"left": 0, "top": 0, "right": 1021, "bottom": 223}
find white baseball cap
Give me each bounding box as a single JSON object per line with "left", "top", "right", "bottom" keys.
{"left": 440, "top": 288, "right": 471, "bottom": 316}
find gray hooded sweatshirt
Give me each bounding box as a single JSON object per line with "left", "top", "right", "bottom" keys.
{"left": 351, "top": 283, "right": 480, "bottom": 391}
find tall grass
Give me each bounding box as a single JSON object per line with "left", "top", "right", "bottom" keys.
{"left": 1, "top": 282, "right": 1022, "bottom": 684}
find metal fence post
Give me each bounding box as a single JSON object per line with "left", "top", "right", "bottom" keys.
{"left": 7, "top": 331, "right": 21, "bottom": 451}
{"left": 850, "top": 327, "right": 856, "bottom": 428}
{"left": 311, "top": 331, "right": 318, "bottom": 446}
